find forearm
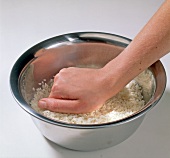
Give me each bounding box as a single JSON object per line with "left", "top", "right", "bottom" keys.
{"left": 103, "top": 0, "right": 170, "bottom": 90}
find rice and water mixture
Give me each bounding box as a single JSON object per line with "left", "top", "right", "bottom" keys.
{"left": 30, "top": 79, "right": 145, "bottom": 124}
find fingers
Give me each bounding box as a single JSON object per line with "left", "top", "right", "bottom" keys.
{"left": 48, "top": 79, "right": 78, "bottom": 99}
{"left": 48, "top": 84, "right": 74, "bottom": 99}
{"left": 38, "top": 98, "right": 85, "bottom": 114}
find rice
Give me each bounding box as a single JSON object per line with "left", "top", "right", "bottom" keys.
{"left": 30, "top": 79, "right": 145, "bottom": 124}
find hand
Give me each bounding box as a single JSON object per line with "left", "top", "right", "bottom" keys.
{"left": 38, "top": 67, "right": 115, "bottom": 114}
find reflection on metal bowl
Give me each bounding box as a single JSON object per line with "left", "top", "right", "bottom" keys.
{"left": 10, "top": 32, "right": 166, "bottom": 151}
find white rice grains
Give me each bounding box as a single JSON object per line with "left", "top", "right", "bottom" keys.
{"left": 30, "top": 79, "right": 145, "bottom": 124}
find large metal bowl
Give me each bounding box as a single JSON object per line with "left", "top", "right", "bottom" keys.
{"left": 10, "top": 32, "right": 166, "bottom": 151}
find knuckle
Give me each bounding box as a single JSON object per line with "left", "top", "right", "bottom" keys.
{"left": 52, "top": 83, "right": 59, "bottom": 91}
{"left": 46, "top": 99, "right": 58, "bottom": 111}
{"left": 59, "top": 68, "right": 67, "bottom": 73}
{"left": 50, "top": 101, "right": 58, "bottom": 111}
{"left": 54, "top": 74, "right": 59, "bottom": 82}
{"left": 50, "top": 84, "right": 62, "bottom": 98}
{"left": 45, "top": 102, "right": 52, "bottom": 111}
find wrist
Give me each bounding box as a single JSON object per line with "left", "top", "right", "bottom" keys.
{"left": 99, "top": 62, "right": 126, "bottom": 97}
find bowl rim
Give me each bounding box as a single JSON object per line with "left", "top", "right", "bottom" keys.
{"left": 9, "top": 31, "right": 167, "bottom": 129}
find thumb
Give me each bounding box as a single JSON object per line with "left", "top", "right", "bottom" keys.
{"left": 38, "top": 98, "right": 81, "bottom": 114}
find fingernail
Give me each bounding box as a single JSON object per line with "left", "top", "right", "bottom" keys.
{"left": 39, "top": 100, "right": 47, "bottom": 109}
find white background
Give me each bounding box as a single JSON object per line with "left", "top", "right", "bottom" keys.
{"left": 0, "top": 0, "right": 170, "bottom": 158}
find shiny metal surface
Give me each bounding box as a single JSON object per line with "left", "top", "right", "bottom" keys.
{"left": 10, "top": 32, "right": 166, "bottom": 150}
{"left": 31, "top": 114, "right": 145, "bottom": 151}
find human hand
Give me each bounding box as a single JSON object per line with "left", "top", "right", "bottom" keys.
{"left": 38, "top": 67, "right": 115, "bottom": 114}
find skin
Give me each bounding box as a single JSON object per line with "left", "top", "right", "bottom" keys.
{"left": 38, "top": 0, "right": 170, "bottom": 114}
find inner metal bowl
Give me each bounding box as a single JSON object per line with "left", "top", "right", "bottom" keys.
{"left": 10, "top": 32, "right": 166, "bottom": 151}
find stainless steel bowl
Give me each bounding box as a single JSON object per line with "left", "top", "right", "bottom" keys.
{"left": 10, "top": 32, "right": 166, "bottom": 151}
